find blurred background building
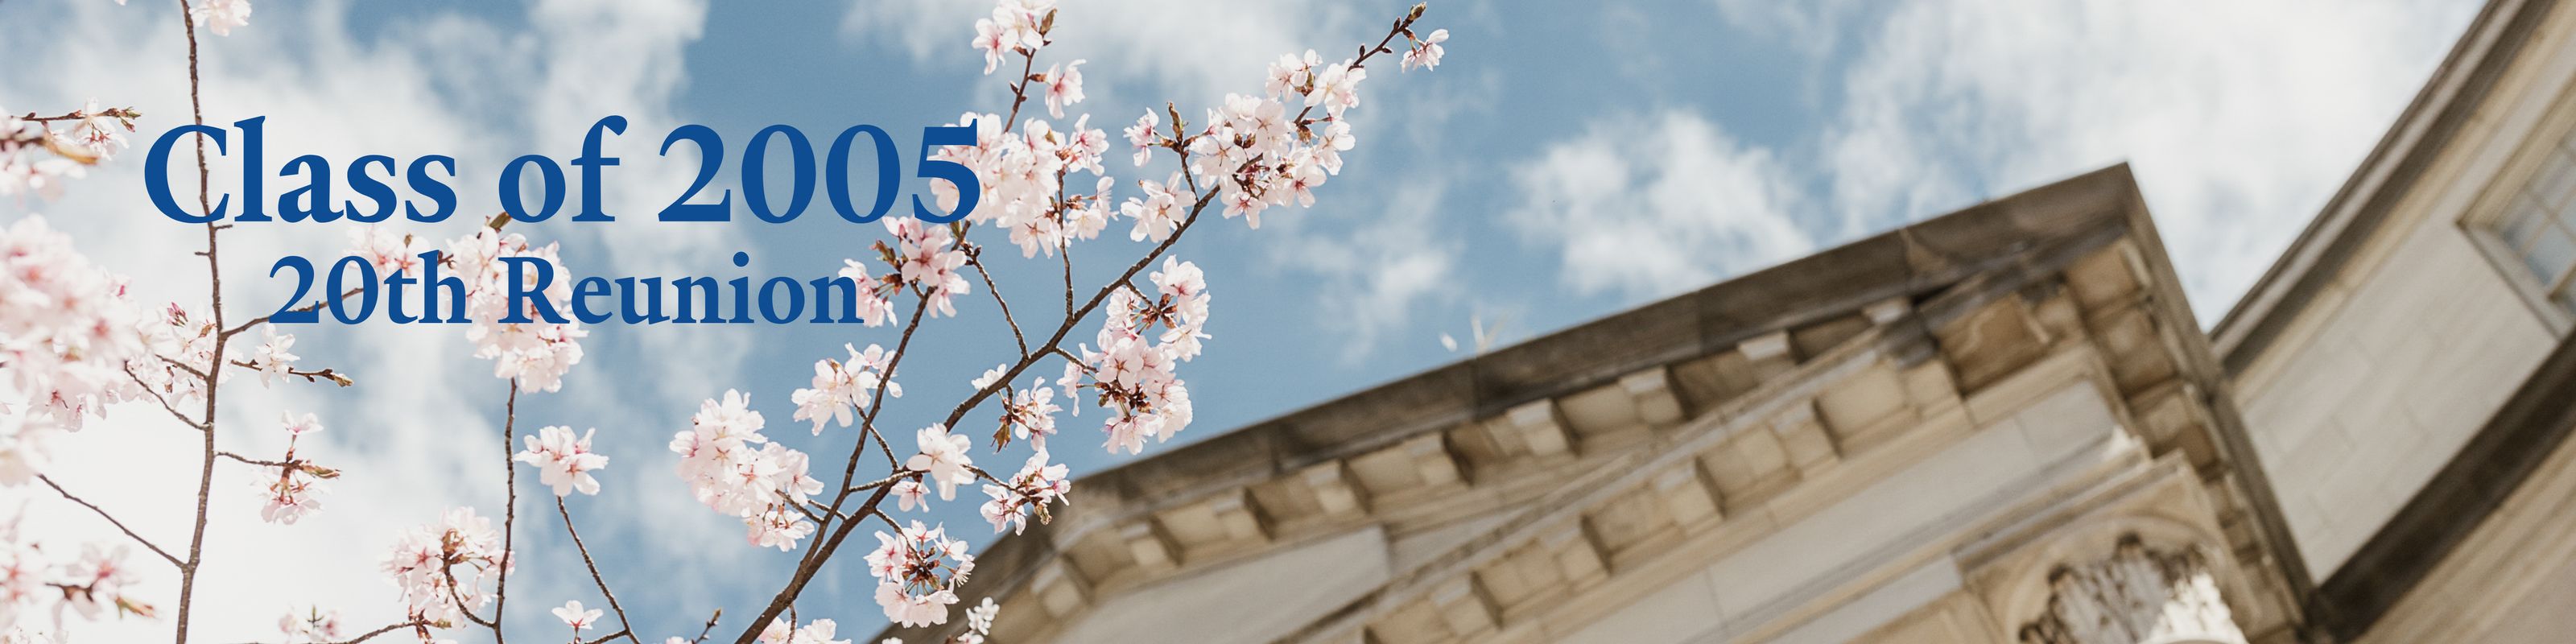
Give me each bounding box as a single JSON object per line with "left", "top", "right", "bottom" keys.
{"left": 881, "top": 0, "right": 2576, "bottom": 642}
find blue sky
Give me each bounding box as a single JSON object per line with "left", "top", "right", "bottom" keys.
{"left": 0, "top": 0, "right": 2479, "bottom": 640}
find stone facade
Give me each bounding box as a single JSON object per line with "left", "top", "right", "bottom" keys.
{"left": 873, "top": 1, "right": 2576, "bottom": 642}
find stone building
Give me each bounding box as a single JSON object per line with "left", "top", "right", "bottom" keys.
{"left": 877, "top": 0, "right": 2576, "bottom": 641}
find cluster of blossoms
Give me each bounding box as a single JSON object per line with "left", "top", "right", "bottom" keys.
{"left": 949, "top": 0, "right": 1121, "bottom": 261}
{"left": 754, "top": 617, "right": 852, "bottom": 644}
{"left": 380, "top": 507, "right": 510, "bottom": 628}
{"left": 791, "top": 343, "right": 901, "bottom": 434}
{"left": 0, "top": 217, "right": 143, "bottom": 472}
{"left": 0, "top": 101, "right": 133, "bottom": 200}
{"left": 0, "top": 516, "right": 151, "bottom": 638}
{"left": 275, "top": 605, "right": 345, "bottom": 643}
{"left": 186, "top": 0, "right": 252, "bottom": 37}
{"left": 992, "top": 374, "right": 1059, "bottom": 451}
{"left": 864, "top": 522, "right": 974, "bottom": 628}
{"left": 873, "top": 597, "right": 996, "bottom": 644}
{"left": 671, "top": 390, "right": 826, "bottom": 550}
{"left": 926, "top": 111, "right": 1113, "bottom": 261}
{"left": 256, "top": 411, "right": 339, "bottom": 524}
{"left": 439, "top": 227, "right": 588, "bottom": 393}
{"left": 514, "top": 425, "right": 608, "bottom": 497}
{"left": 976, "top": 451, "right": 1069, "bottom": 535}
{"left": 878, "top": 219, "right": 976, "bottom": 317}
{"left": 1059, "top": 258, "right": 1208, "bottom": 454}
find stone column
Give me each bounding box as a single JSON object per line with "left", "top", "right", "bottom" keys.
{"left": 2017, "top": 535, "right": 2246, "bottom": 644}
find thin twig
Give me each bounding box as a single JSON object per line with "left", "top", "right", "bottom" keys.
{"left": 691, "top": 609, "right": 723, "bottom": 644}
{"left": 967, "top": 252, "right": 1030, "bottom": 357}
{"left": 220, "top": 287, "right": 365, "bottom": 339}
{"left": 36, "top": 475, "right": 183, "bottom": 568}
{"left": 122, "top": 365, "right": 204, "bottom": 430}
{"left": 224, "top": 359, "right": 354, "bottom": 386}
{"left": 556, "top": 498, "right": 643, "bottom": 644}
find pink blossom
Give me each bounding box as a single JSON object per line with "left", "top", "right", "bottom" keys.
{"left": 514, "top": 425, "right": 609, "bottom": 497}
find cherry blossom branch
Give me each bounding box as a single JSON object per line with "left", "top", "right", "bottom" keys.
{"left": 440, "top": 565, "right": 502, "bottom": 630}
{"left": 732, "top": 482, "right": 897, "bottom": 644}
{"left": 490, "top": 382, "right": 521, "bottom": 644}
{"left": 122, "top": 365, "right": 206, "bottom": 430}
{"left": 223, "top": 359, "right": 355, "bottom": 386}
{"left": 690, "top": 609, "right": 722, "bottom": 644}
{"left": 219, "top": 287, "right": 364, "bottom": 340}
{"left": 215, "top": 452, "right": 291, "bottom": 468}
{"left": 555, "top": 498, "right": 642, "bottom": 644}
{"left": 14, "top": 106, "right": 142, "bottom": 123}
{"left": 964, "top": 250, "right": 1030, "bottom": 357}
{"left": 937, "top": 179, "right": 1213, "bottom": 435}
{"left": 36, "top": 474, "right": 184, "bottom": 569}
{"left": 581, "top": 630, "right": 633, "bottom": 644}
{"left": 220, "top": 619, "right": 436, "bottom": 644}
{"left": 173, "top": 0, "right": 228, "bottom": 638}
{"left": 1001, "top": 49, "right": 1040, "bottom": 132}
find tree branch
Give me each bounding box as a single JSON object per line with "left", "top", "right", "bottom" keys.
{"left": 556, "top": 498, "right": 643, "bottom": 644}
{"left": 36, "top": 474, "right": 183, "bottom": 569}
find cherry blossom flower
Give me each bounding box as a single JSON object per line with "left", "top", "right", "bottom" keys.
{"left": 277, "top": 605, "right": 345, "bottom": 643}
{"left": 189, "top": 0, "right": 250, "bottom": 36}
{"left": 967, "top": 597, "right": 999, "bottom": 634}
{"left": 346, "top": 225, "right": 427, "bottom": 276}
{"left": 833, "top": 259, "right": 898, "bottom": 326}
{"left": 1266, "top": 50, "right": 1321, "bottom": 98}
{"left": 381, "top": 507, "right": 509, "bottom": 629}
{"left": 1123, "top": 111, "right": 1159, "bottom": 167}
{"left": 59, "top": 543, "right": 144, "bottom": 621}
{"left": 1402, "top": 28, "right": 1450, "bottom": 72}
{"left": 865, "top": 522, "right": 973, "bottom": 627}
{"left": 248, "top": 328, "right": 299, "bottom": 387}
{"left": 0, "top": 217, "right": 147, "bottom": 440}
{"left": 907, "top": 424, "right": 974, "bottom": 501}
{"left": 978, "top": 451, "right": 1069, "bottom": 534}
{"left": 970, "top": 0, "right": 1050, "bottom": 74}
{"left": 793, "top": 619, "right": 851, "bottom": 644}
{"left": 446, "top": 229, "right": 588, "bottom": 392}
{"left": 791, "top": 344, "right": 901, "bottom": 434}
{"left": 258, "top": 412, "right": 334, "bottom": 524}
{"left": 64, "top": 100, "right": 129, "bottom": 161}
{"left": 1002, "top": 379, "right": 1061, "bottom": 450}
{"left": 893, "top": 479, "right": 929, "bottom": 512}
{"left": 884, "top": 219, "right": 972, "bottom": 316}
{"left": 1042, "top": 60, "right": 1087, "bottom": 118}
{"left": 970, "top": 364, "right": 1008, "bottom": 391}
{"left": 514, "top": 425, "right": 609, "bottom": 497}
{"left": 1118, "top": 171, "right": 1186, "bottom": 243}
{"left": 671, "top": 390, "right": 824, "bottom": 549}
{"left": 1307, "top": 62, "right": 1366, "bottom": 118}
{"left": 551, "top": 600, "right": 601, "bottom": 631}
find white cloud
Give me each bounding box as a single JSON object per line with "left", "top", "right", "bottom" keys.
{"left": 1801, "top": 0, "right": 2477, "bottom": 312}
{"left": 840, "top": 0, "right": 1373, "bottom": 111}
{"left": 1503, "top": 109, "right": 1814, "bottom": 302}
{"left": 1265, "top": 181, "right": 1460, "bottom": 361}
